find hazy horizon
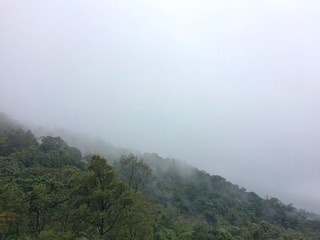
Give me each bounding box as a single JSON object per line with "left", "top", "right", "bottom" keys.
{"left": 1, "top": 0, "right": 320, "bottom": 213}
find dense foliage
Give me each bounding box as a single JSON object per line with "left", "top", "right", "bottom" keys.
{"left": 0, "top": 128, "right": 319, "bottom": 239}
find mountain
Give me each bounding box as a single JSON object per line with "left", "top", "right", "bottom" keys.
{"left": 0, "top": 116, "right": 320, "bottom": 239}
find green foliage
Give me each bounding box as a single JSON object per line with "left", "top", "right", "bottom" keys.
{"left": 72, "top": 155, "right": 129, "bottom": 237}
{"left": 142, "top": 153, "right": 320, "bottom": 240}
{"left": 116, "top": 153, "right": 152, "bottom": 192}
{"left": 0, "top": 129, "right": 37, "bottom": 156}
{"left": 0, "top": 129, "right": 319, "bottom": 239}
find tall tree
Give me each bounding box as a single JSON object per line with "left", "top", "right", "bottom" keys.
{"left": 118, "top": 153, "right": 152, "bottom": 192}
{"left": 71, "top": 155, "right": 134, "bottom": 238}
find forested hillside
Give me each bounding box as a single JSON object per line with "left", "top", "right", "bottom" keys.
{"left": 0, "top": 127, "right": 320, "bottom": 239}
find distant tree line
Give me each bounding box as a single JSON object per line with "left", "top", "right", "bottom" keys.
{"left": 0, "top": 128, "right": 319, "bottom": 239}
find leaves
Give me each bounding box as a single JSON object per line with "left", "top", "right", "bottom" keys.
{"left": 0, "top": 129, "right": 319, "bottom": 240}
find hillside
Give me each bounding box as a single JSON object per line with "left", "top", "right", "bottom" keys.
{"left": 0, "top": 125, "right": 320, "bottom": 239}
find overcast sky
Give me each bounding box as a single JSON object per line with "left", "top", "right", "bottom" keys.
{"left": 1, "top": 0, "right": 320, "bottom": 213}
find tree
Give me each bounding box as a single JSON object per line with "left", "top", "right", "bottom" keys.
{"left": 0, "top": 178, "right": 28, "bottom": 239}
{"left": 192, "top": 223, "right": 215, "bottom": 240}
{"left": 118, "top": 153, "right": 152, "bottom": 192}
{"left": 20, "top": 168, "right": 71, "bottom": 238}
{"left": 39, "top": 136, "right": 67, "bottom": 152}
{"left": 71, "top": 155, "right": 135, "bottom": 238}
{"left": 1, "top": 129, "right": 38, "bottom": 156}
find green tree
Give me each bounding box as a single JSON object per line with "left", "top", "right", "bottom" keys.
{"left": 118, "top": 153, "right": 152, "bottom": 192}
{"left": 0, "top": 178, "right": 28, "bottom": 239}
{"left": 71, "top": 155, "right": 135, "bottom": 238}
{"left": 192, "top": 223, "right": 215, "bottom": 240}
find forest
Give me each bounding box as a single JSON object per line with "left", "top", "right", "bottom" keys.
{"left": 1, "top": 125, "right": 320, "bottom": 239}
{"left": 2, "top": 1, "right": 320, "bottom": 239}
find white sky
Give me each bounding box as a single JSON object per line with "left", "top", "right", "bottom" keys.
{"left": 1, "top": 0, "right": 320, "bottom": 213}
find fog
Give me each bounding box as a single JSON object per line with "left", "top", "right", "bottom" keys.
{"left": 1, "top": 0, "right": 320, "bottom": 213}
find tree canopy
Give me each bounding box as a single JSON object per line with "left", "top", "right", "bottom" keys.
{"left": 0, "top": 128, "right": 319, "bottom": 239}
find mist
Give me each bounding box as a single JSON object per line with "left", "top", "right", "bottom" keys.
{"left": 1, "top": 0, "right": 320, "bottom": 213}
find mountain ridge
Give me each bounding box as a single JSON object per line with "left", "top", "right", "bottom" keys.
{"left": 1, "top": 114, "right": 320, "bottom": 239}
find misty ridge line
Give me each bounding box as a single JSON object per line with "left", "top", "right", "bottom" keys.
{"left": 0, "top": 112, "right": 199, "bottom": 178}
{"left": 1, "top": 2, "right": 320, "bottom": 238}
{"left": 1, "top": 111, "right": 319, "bottom": 220}
{"left": 2, "top": 115, "right": 320, "bottom": 239}
{"left": 1, "top": 0, "right": 320, "bottom": 216}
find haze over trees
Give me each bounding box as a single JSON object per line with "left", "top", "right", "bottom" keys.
{"left": 1, "top": 1, "right": 320, "bottom": 239}
{"left": 2, "top": 0, "right": 320, "bottom": 215}
{"left": 1, "top": 117, "right": 320, "bottom": 239}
